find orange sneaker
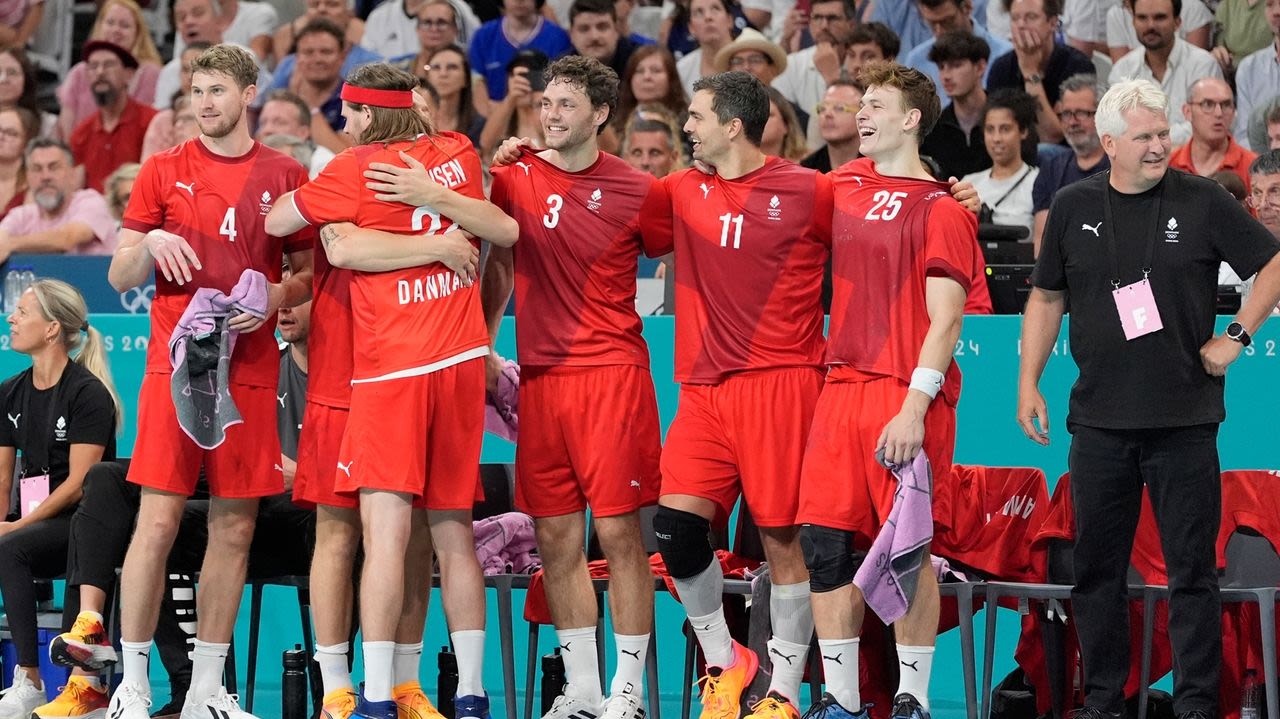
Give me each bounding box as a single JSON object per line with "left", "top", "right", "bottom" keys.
{"left": 747, "top": 692, "right": 800, "bottom": 719}
{"left": 32, "top": 675, "right": 109, "bottom": 718}
{"left": 392, "top": 681, "right": 445, "bottom": 719}
{"left": 49, "top": 612, "right": 117, "bottom": 671}
{"left": 321, "top": 688, "right": 358, "bottom": 719}
{"left": 696, "top": 642, "right": 759, "bottom": 719}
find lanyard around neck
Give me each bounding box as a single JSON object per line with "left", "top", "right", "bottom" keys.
{"left": 1100, "top": 171, "right": 1167, "bottom": 289}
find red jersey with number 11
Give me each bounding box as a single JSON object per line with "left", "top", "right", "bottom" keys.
{"left": 661, "top": 157, "right": 831, "bottom": 385}
{"left": 292, "top": 132, "right": 488, "bottom": 383}
{"left": 122, "top": 138, "right": 314, "bottom": 389}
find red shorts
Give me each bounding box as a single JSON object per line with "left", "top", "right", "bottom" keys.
{"left": 659, "top": 367, "right": 823, "bottom": 527}
{"left": 128, "top": 373, "right": 282, "bottom": 498}
{"left": 515, "top": 365, "right": 662, "bottom": 518}
{"left": 335, "top": 358, "right": 484, "bottom": 510}
{"left": 796, "top": 376, "right": 956, "bottom": 543}
{"left": 293, "top": 401, "right": 355, "bottom": 510}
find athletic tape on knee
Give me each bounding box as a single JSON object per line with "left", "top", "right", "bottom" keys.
{"left": 652, "top": 506, "right": 715, "bottom": 579}
{"left": 801, "top": 524, "right": 856, "bottom": 593}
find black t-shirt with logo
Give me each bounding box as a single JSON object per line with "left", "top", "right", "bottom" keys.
{"left": 0, "top": 361, "right": 117, "bottom": 490}
{"left": 1033, "top": 169, "right": 1280, "bottom": 430}
{"left": 276, "top": 349, "right": 306, "bottom": 461}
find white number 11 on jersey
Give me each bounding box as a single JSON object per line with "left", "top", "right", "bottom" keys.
{"left": 719, "top": 212, "right": 743, "bottom": 249}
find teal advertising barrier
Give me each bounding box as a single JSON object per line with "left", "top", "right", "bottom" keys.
{"left": 0, "top": 315, "right": 1275, "bottom": 715}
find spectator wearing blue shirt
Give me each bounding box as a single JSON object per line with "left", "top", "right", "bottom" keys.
{"left": 275, "top": 19, "right": 357, "bottom": 153}
{"left": 873, "top": 0, "right": 989, "bottom": 59}
{"left": 470, "top": 0, "right": 572, "bottom": 101}
{"left": 905, "top": 0, "right": 1011, "bottom": 99}
{"left": 1029, "top": 72, "right": 1108, "bottom": 252}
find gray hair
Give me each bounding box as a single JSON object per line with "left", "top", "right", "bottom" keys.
{"left": 23, "top": 136, "right": 74, "bottom": 165}
{"left": 1095, "top": 79, "right": 1168, "bottom": 139}
{"left": 1250, "top": 149, "right": 1280, "bottom": 179}
{"left": 1059, "top": 72, "right": 1103, "bottom": 102}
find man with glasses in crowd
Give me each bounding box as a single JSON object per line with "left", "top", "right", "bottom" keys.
{"left": 1029, "top": 73, "right": 1108, "bottom": 253}
{"left": 1168, "top": 77, "right": 1255, "bottom": 189}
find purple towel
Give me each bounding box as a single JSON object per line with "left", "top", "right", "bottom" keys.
{"left": 473, "top": 512, "right": 540, "bottom": 575}
{"left": 854, "top": 452, "right": 935, "bottom": 624}
{"left": 484, "top": 357, "right": 520, "bottom": 442}
{"left": 167, "top": 269, "right": 269, "bottom": 449}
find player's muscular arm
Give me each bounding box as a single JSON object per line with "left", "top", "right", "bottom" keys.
{"left": 265, "top": 191, "right": 309, "bottom": 237}
{"left": 1017, "top": 287, "right": 1066, "bottom": 445}
{"left": 0, "top": 224, "right": 98, "bottom": 261}
{"left": 228, "top": 248, "right": 314, "bottom": 333}
{"left": 363, "top": 152, "right": 519, "bottom": 247}
{"left": 877, "top": 276, "right": 966, "bottom": 466}
{"left": 109, "top": 228, "right": 202, "bottom": 290}
{"left": 479, "top": 245, "right": 514, "bottom": 392}
{"left": 319, "top": 222, "right": 481, "bottom": 282}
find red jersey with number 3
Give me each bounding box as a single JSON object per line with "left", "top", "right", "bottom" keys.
{"left": 489, "top": 151, "right": 672, "bottom": 368}
{"left": 122, "top": 138, "right": 314, "bottom": 389}
{"left": 827, "top": 157, "right": 981, "bottom": 406}
{"left": 292, "top": 132, "right": 488, "bottom": 382}
{"left": 661, "top": 157, "right": 831, "bottom": 384}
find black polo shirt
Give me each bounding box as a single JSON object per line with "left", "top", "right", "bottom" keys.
{"left": 1033, "top": 170, "right": 1280, "bottom": 430}
{"left": 986, "top": 44, "right": 1096, "bottom": 105}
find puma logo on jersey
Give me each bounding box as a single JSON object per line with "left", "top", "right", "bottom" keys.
{"left": 337, "top": 461, "right": 354, "bottom": 477}
{"left": 770, "top": 647, "right": 797, "bottom": 665}
{"left": 699, "top": 182, "right": 713, "bottom": 199}
{"left": 850, "top": 175, "right": 864, "bottom": 187}
{"left": 1081, "top": 221, "right": 1102, "bottom": 237}
{"left": 174, "top": 181, "right": 195, "bottom": 196}
{"left": 6, "top": 413, "right": 18, "bottom": 428}
{"left": 273, "top": 463, "right": 285, "bottom": 473}
{"left": 515, "top": 162, "right": 532, "bottom": 175}
{"left": 630, "top": 480, "right": 641, "bottom": 488}
{"left": 277, "top": 393, "right": 287, "bottom": 407}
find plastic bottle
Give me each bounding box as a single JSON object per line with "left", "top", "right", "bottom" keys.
{"left": 18, "top": 266, "right": 34, "bottom": 294}
{"left": 1241, "top": 669, "right": 1261, "bottom": 719}
{"left": 541, "top": 648, "right": 565, "bottom": 716}
{"left": 438, "top": 645, "right": 458, "bottom": 718}
{"left": 282, "top": 645, "right": 308, "bottom": 719}
{"left": 3, "top": 269, "right": 21, "bottom": 313}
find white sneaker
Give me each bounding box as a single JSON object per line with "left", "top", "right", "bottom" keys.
{"left": 541, "top": 691, "right": 602, "bottom": 719}
{"left": 179, "top": 689, "right": 260, "bottom": 719}
{"left": 601, "top": 692, "right": 646, "bottom": 719}
{"left": 0, "top": 667, "right": 48, "bottom": 719}
{"left": 105, "top": 683, "right": 152, "bottom": 719}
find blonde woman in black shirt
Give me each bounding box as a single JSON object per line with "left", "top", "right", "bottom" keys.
{"left": 0, "top": 279, "right": 120, "bottom": 719}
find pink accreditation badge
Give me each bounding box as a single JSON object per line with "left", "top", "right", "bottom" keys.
{"left": 19, "top": 474, "right": 49, "bottom": 517}
{"left": 1113, "top": 278, "right": 1164, "bottom": 340}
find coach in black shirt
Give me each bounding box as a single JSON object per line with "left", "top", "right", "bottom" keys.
{"left": 1017, "top": 79, "right": 1280, "bottom": 719}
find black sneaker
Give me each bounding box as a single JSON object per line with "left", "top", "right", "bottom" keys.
{"left": 888, "top": 693, "right": 930, "bottom": 719}
{"left": 1175, "top": 710, "right": 1213, "bottom": 719}
{"left": 1069, "top": 707, "right": 1122, "bottom": 719}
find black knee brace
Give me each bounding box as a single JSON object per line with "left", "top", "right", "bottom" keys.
{"left": 801, "top": 524, "right": 856, "bottom": 593}
{"left": 652, "top": 507, "right": 715, "bottom": 579}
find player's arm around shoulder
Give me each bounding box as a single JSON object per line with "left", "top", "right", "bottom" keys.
{"left": 363, "top": 150, "right": 518, "bottom": 247}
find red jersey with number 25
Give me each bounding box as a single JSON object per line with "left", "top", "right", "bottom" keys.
{"left": 292, "top": 132, "right": 488, "bottom": 383}
{"left": 662, "top": 157, "right": 831, "bottom": 384}
{"left": 489, "top": 151, "right": 672, "bottom": 368}
{"left": 122, "top": 138, "right": 314, "bottom": 389}
{"left": 827, "top": 157, "right": 980, "bottom": 406}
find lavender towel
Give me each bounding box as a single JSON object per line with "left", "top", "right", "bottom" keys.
{"left": 484, "top": 357, "right": 520, "bottom": 442}
{"left": 473, "top": 512, "right": 540, "bottom": 575}
{"left": 167, "top": 269, "right": 269, "bottom": 450}
{"left": 854, "top": 452, "right": 935, "bottom": 624}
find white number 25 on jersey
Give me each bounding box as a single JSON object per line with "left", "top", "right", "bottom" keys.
{"left": 865, "top": 191, "right": 907, "bottom": 221}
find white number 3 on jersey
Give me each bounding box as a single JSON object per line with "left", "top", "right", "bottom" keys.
{"left": 865, "top": 191, "right": 907, "bottom": 221}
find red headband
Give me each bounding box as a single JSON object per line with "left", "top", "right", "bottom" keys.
{"left": 340, "top": 84, "right": 414, "bottom": 109}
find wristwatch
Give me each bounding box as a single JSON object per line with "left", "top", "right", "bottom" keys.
{"left": 1226, "top": 321, "right": 1252, "bottom": 347}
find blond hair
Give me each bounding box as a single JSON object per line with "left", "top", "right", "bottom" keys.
{"left": 191, "top": 44, "right": 259, "bottom": 91}
{"left": 91, "top": 0, "right": 162, "bottom": 65}
{"left": 29, "top": 280, "right": 123, "bottom": 431}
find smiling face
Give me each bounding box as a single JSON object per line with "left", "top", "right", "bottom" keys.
{"left": 541, "top": 77, "right": 607, "bottom": 152}
{"left": 295, "top": 31, "right": 344, "bottom": 84}
{"left": 97, "top": 2, "right": 140, "bottom": 50}
{"left": 684, "top": 89, "right": 733, "bottom": 163}
{"left": 191, "top": 70, "right": 251, "bottom": 138}
{"left": 855, "top": 84, "right": 919, "bottom": 159}
{"left": 1102, "top": 105, "right": 1171, "bottom": 191}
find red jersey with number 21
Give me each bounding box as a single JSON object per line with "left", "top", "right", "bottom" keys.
{"left": 122, "top": 139, "right": 314, "bottom": 389}
{"left": 661, "top": 157, "right": 832, "bottom": 384}
{"left": 292, "top": 132, "right": 488, "bottom": 383}
{"left": 827, "top": 157, "right": 980, "bottom": 406}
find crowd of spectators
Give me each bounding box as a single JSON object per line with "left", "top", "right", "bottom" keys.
{"left": 0, "top": 0, "right": 1278, "bottom": 246}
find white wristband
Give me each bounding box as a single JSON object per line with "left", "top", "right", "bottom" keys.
{"left": 909, "top": 367, "right": 944, "bottom": 400}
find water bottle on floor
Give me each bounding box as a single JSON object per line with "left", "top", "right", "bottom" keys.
{"left": 438, "top": 645, "right": 458, "bottom": 718}
{"left": 282, "top": 645, "right": 307, "bottom": 719}
{"left": 541, "top": 649, "right": 565, "bottom": 715}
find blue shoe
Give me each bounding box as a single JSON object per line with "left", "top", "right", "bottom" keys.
{"left": 455, "top": 695, "right": 492, "bottom": 719}
{"left": 888, "top": 694, "right": 929, "bottom": 719}
{"left": 352, "top": 694, "right": 397, "bottom": 719}
{"left": 801, "top": 694, "right": 871, "bottom": 719}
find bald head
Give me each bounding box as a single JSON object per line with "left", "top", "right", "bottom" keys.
{"left": 1183, "top": 77, "right": 1236, "bottom": 145}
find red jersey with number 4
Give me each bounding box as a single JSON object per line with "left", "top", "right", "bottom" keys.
{"left": 122, "top": 138, "right": 314, "bottom": 389}
{"left": 662, "top": 157, "right": 831, "bottom": 384}
{"left": 827, "top": 157, "right": 980, "bottom": 406}
{"left": 292, "top": 132, "right": 488, "bottom": 382}
{"left": 490, "top": 151, "right": 672, "bottom": 368}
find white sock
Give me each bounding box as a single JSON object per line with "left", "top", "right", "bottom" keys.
{"left": 687, "top": 607, "right": 734, "bottom": 669}
{"left": 609, "top": 633, "right": 649, "bottom": 697}
{"left": 895, "top": 645, "right": 934, "bottom": 710}
{"left": 818, "top": 638, "right": 860, "bottom": 711}
{"left": 119, "top": 640, "right": 152, "bottom": 696}
{"left": 765, "top": 637, "right": 810, "bottom": 706}
{"left": 315, "top": 643, "right": 353, "bottom": 695}
{"left": 185, "top": 639, "right": 229, "bottom": 706}
{"left": 451, "top": 629, "right": 486, "bottom": 697}
{"left": 555, "top": 626, "right": 602, "bottom": 704}
{"left": 393, "top": 642, "right": 423, "bottom": 687}
{"left": 362, "top": 641, "right": 395, "bottom": 702}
